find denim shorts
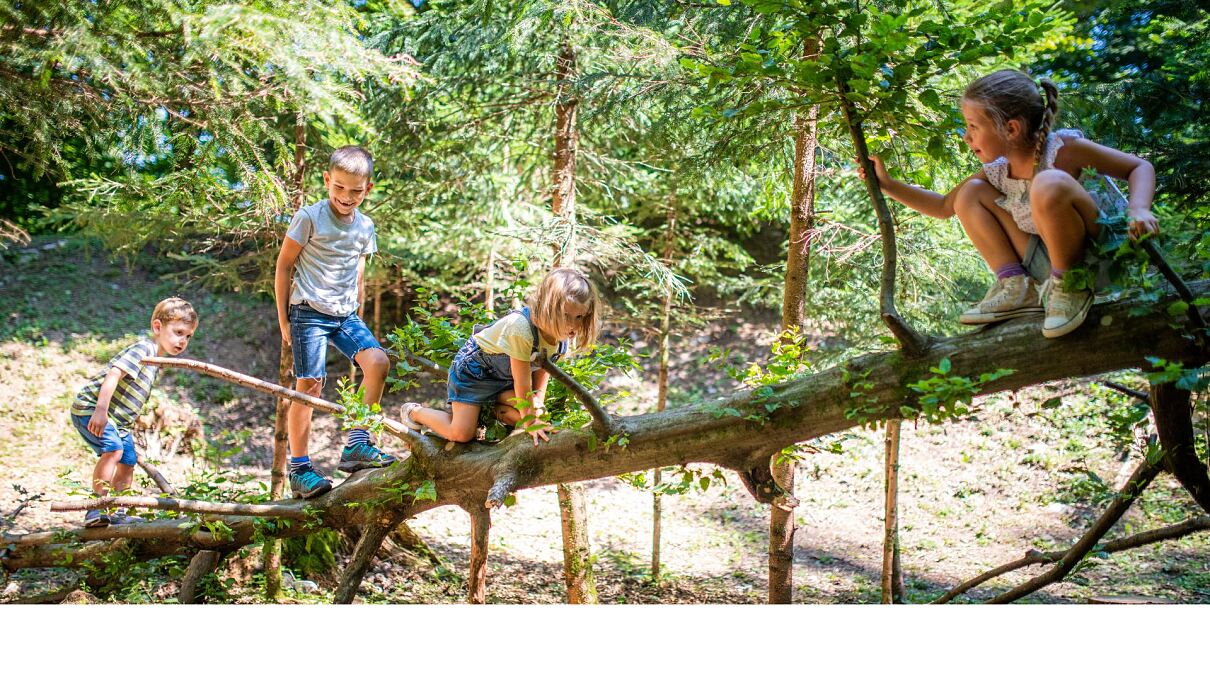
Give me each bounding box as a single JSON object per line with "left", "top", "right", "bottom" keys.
{"left": 446, "top": 339, "right": 519, "bottom": 407}
{"left": 289, "top": 303, "right": 382, "bottom": 379}
{"left": 72, "top": 413, "right": 138, "bottom": 466}
{"left": 1021, "top": 211, "right": 1127, "bottom": 287}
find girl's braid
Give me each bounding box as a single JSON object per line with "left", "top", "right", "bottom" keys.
{"left": 1032, "top": 78, "right": 1060, "bottom": 172}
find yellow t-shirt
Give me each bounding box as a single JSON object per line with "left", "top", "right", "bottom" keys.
{"left": 473, "top": 312, "right": 562, "bottom": 362}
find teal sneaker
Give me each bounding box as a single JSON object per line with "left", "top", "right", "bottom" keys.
{"left": 83, "top": 509, "right": 109, "bottom": 528}
{"left": 290, "top": 466, "right": 333, "bottom": 499}
{"left": 338, "top": 441, "right": 396, "bottom": 473}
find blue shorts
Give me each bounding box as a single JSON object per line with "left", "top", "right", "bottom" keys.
{"left": 446, "top": 339, "right": 516, "bottom": 407}
{"left": 289, "top": 303, "right": 383, "bottom": 380}
{"left": 72, "top": 413, "right": 138, "bottom": 466}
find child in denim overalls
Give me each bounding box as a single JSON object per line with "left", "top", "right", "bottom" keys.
{"left": 400, "top": 268, "right": 600, "bottom": 445}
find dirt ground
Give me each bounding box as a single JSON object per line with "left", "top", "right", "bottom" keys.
{"left": 2, "top": 238, "right": 1207, "bottom": 604}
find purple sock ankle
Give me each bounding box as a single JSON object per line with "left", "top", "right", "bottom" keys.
{"left": 1051, "top": 267, "right": 1066, "bottom": 281}
{"left": 995, "top": 263, "right": 1026, "bottom": 280}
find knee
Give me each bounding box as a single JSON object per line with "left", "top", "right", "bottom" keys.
{"left": 450, "top": 427, "right": 477, "bottom": 444}
{"left": 1029, "top": 169, "right": 1077, "bottom": 210}
{"left": 296, "top": 378, "right": 323, "bottom": 397}
{"left": 953, "top": 179, "right": 995, "bottom": 219}
{"left": 358, "top": 348, "right": 390, "bottom": 375}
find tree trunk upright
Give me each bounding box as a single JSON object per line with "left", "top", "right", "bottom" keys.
{"left": 770, "top": 43, "right": 820, "bottom": 604}
{"left": 264, "top": 112, "right": 306, "bottom": 601}
{"left": 551, "top": 40, "right": 579, "bottom": 266}
{"left": 882, "top": 419, "right": 905, "bottom": 603}
{"left": 652, "top": 188, "right": 678, "bottom": 582}
{"left": 550, "top": 37, "right": 597, "bottom": 603}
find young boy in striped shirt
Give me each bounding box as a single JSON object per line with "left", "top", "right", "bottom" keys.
{"left": 70, "top": 297, "right": 198, "bottom": 527}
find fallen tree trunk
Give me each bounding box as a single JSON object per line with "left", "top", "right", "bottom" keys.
{"left": 4, "top": 287, "right": 1206, "bottom": 592}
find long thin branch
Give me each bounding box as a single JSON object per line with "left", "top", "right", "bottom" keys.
{"left": 142, "top": 357, "right": 427, "bottom": 450}
{"left": 933, "top": 516, "right": 1210, "bottom": 604}
{"left": 836, "top": 80, "right": 930, "bottom": 357}
{"left": 987, "top": 455, "right": 1161, "bottom": 603}
{"left": 536, "top": 353, "right": 615, "bottom": 437}
{"left": 50, "top": 496, "right": 308, "bottom": 520}
{"left": 1100, "top": 381, "right": 1149, "bottom": 403}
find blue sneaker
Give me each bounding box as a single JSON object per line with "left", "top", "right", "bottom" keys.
{"left": 108, "top": 510, "right": 147, "bottom": 525}
{"left": 338, "top": 441, "right": 396, "bottom": 473}
{"left": 290, "top": 466, "right": 333, "bottom": 499}
{"left": 83, "top": 509, "right": 109, "bottom": 528}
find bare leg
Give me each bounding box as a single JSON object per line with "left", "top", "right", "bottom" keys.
{"left": 1030, "top": 169, "right": 1101, "bottom": 272}
{"left": 412, "top": 402, "right": 482, "bottom": 443}
{"left": 288, "top": 377, "right": 323, "bottom": 459}
{"left": 112, "top": 463, "right": 135, "bottom": 493}
{"left": 953, "top": 178, "right": 1032, "bottom": 270}
{"left": 354, "top": 347, "right": 389, "bottom": 407}
{"left": 493, "top": 389, "right": 522, "bottom": 425}
{"left": 91, "top": 450, "right": 123, "bottom": 496}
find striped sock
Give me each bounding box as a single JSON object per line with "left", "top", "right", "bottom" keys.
{"left": 995, "top": 262, "right": 1026, "bottom": 280}
{"left": 289, "top": 456, "right": 311, "bottom": 473}
{"left": 346, "top": 429, "right": 371, "bottom": 448}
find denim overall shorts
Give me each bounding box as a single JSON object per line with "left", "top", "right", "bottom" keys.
{"left": 446, "top": 307, "right": 567, "bottom": 406}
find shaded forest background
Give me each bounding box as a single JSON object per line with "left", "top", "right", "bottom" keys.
{"left": 0, "top": 1, "right": 1207, "bottom": 604}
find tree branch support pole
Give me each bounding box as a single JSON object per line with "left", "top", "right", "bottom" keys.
{"left": 334, "top": 510, "right": 402, "bottom": 604}
{"left": 179, "top": 550, "right": 222, "bottom": 604}
{"left": 550, "top": 36, "right": 596, "bottom": 603}
{"left": 467, "top": 503, "right": 491, "bottom": 604}
{"left": 652, "top": 188, "right": 677, "bottom": 583}
{"left": 267, "top": 114, "right": 305, "bottom": 601}
{"left": 881, "top": 419, "right": 905, "bottom": 603}
{"left": 838, "top": 80, "right": 929, "bottom": 356}
{"left": 770, "top": 43, "right": 820, "bottom": 604}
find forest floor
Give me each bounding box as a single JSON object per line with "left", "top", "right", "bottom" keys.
{"left": 2, "top": 236, "right": 1207, "bottom": 604}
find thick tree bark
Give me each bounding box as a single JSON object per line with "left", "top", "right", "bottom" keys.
{"left": 179, "top": 550, "right": 221, "bottom": 604}
{"left": 770, "top": 59, "right": 820, "bottom": 604}
{"left": 4, "top": 290, "right": 1205, "bottom": 583}
{"left": 558, "top": 482, "right": 598, "bottom": 604}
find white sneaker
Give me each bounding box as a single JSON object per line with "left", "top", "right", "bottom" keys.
{"left": 1039, "top": 277, "right": 1093, "bottom": 338}
{"left": 959, "top": 274, "right": 1043, "bottom": 324}
{"left": 399, "top": 402, "right": 422, "bottom": 430}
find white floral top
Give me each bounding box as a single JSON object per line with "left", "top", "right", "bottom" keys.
{"left": 982, "top": 129, "right": 1123, "bottom": 234}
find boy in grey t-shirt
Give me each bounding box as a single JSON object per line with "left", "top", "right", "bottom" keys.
{"left": 274, "top": 145, "right": 395, "bottom": 499}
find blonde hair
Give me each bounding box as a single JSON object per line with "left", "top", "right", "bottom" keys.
{"left": 151, "top": 297, "right": 197, "bottom": 327}
{"left": 963, "top": 69, "right": 1059, "bottom": 171}
{"left": 329, "top": 145, "right": 374, "bottom": 179}
{"left": 529, "top": 268, "right": 600, "bottom": 355}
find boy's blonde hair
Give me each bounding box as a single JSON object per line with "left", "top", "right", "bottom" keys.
{"left": 329, "top": 145, "right": 374, "bottom": 179}
{"left": 963, "top": 69, "right": 1060, "bottom": 169}
{"left": 529, "top": 268, "right": 600, "bottom": 354}
{"left": 152, "top": 297, "right": 198, "bottom": 327}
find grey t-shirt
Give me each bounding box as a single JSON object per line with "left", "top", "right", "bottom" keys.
{"left": 286, "top": 199, "right": 377, "bottom": 317}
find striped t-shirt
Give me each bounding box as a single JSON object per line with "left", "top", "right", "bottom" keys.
{"left": 71, "top": 338, "right": 159, "bottom": 434}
